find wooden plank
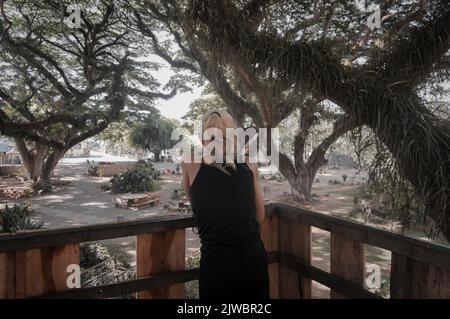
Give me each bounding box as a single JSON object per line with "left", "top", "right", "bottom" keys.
{"left": 38, "top": 253, "right": 278, "bottom": 299}
{"left": 260, "top": 214, "right": 279, "bottom": 298}
{"left": 410, "top": 259, "right": 450, "bottom": 298}
{"left": 390, "top": 253, "right": 412, "bottom": 298}
{"left": 0, "top": 215, "right": 194, "bottom": 253}
{"left": 278, "top": 252, "right": 380, "bottom": 299}
{"left": 276, "top": 203, "right": 450, "bottom": 271}
{"left": 0, "top": 253, "right": 15, "bottom": 298}
{"left": 0, "top": 204, "right": 277, "bottom": 255}
{"left": 39, "top": 269, "right": 200, "bottom": 299}
{"left": 391, "top": 253, "right": 450, "bottom": 298}
{"left": 330, "top": 231, "right": 364, "bottom": 299}
{"left": 2, "top": 202, "right": 447, "bottom": 275}
{"left": 278, "top": 217, "right": 311, "bottom": 298}
{"left": 14, "top": 244, "right": 79, "bottom": 298}
{"left": 136, "top": 229, "right": 185, "bottom": 298}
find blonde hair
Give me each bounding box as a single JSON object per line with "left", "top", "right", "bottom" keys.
{"left": 201, "top": 110, "right": 237, "bottom": 172}
{"left": 202, "top": 110, "right": 236, "bottom": 136}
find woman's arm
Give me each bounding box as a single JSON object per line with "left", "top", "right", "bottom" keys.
{"left": 247, "top": 161, "right": 265, "bottom": 225}
{"left": 181, "top": 162, "right": 191, "bottom": 201}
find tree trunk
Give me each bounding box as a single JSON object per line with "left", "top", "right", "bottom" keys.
{"left": 153, "top": 150, "right": 162, "bottom": 162}
{"left": 279, "top": 153, "right": 322, "bottom": 201}
{"left": 39, "top": 149, "right": 66, "bottom": 183}
{"left": 14, "top": 138, "right": 67, "bottom": 186}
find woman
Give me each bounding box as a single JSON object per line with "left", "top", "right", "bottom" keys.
{"left": 182, "top": 110, "right": 269, "bottom": 300}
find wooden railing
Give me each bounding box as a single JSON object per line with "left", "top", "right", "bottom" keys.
{"left": 0, "top": 202, "right": 449, "bottom": 299}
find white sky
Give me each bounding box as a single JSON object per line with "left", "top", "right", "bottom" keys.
{"left": 148, "top": 56, "right": 204, "bottom": 121}
{"left": 155, "top": 86, "right": 203, "bottom": 120}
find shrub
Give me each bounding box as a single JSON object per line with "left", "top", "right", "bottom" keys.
{"left": 110, "top": 164, "right": 156, "bottom": 194}
{"left": 328, "top": 179, "right": 341, "bottom": 185}
{"left": 185, "top": 253, "right": 200, "bottom": 299}
{"left": 152, "top": 169, "right": 161, "bottom": 180}
{"left": 80, "top": 243, "right": 135, "bottom": 298}
{"left": 0, "top": 204, "right": 43, "bottom": 233}
{"left": 32, "top": 180, "right": 52, "bottom": 194}
{"left": 86, "top": 161, "right": 99, "bottom": 177}
{"left": 98, "top": 183, "right": 111, "bottom": 192}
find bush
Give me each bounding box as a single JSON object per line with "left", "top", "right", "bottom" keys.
{"left": 110, "top": 164, "right": 156, "bottom": 194}
{"left": 80, "top": 243, "right": 135, "bottom": 298}
{"left": 328, "top": 179, "right": 341, "bottom": 185}
{"left": 152, "top": 169, "right": 162, "bottom": 180}
{"left": 98, "top": 183, "right": 111, "bottom": 192}
{"left": 0, "top": 204, "right": 43, "bottom": 233}
{"left": 185, "top": 253, "right": 200, "bottom": 299}
{"left": 32, "top": 180, "right": 52, "bottom": 194}
{"left": 86, "top": 161, "right": 99, "bottom": 177}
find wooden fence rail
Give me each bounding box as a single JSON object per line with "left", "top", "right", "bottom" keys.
{"left": 1, "top": 203, "right": 449, "bottom": 299}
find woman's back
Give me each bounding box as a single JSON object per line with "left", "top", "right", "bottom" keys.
{"left": 189, "top": 162, "right": 260, "bottom": 251}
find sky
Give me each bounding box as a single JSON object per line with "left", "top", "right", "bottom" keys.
{"left": 155, "top": 87, "right": 203, "bottom": 121}
{"left": 149, "top": 56, "right": 204, "bottom": 121}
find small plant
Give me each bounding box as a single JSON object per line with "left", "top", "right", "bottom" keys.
{"left": 328, "top": 179, "right": 341, "bottom": 185}
{"left": 32, "top": 180, "right": 52, "bottom": 194}
{"left": 98, "top": 183, "right": 111, "bottom": 192}
{"left": 152, "top": 169, "right": 161, "bottom": 180}
{"left": 0, "top": 204, "right": 43, "bottom": 233}
{"left": 110, "top": 164, "right": 156, "bottom": 194}
{"left": 353, "top": 196, "right": 359, "bottom": 209}
{"left": 80, "top": 243, "right": 135, "bottom": 298}
{"left": 86, "top": 161, "right": 99, "bottom": 177}
{"left": 185, "top": 253, "right": 200, "bottom": 299}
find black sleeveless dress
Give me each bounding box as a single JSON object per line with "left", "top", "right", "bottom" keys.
{"left": 189, "top": 162, "right": 270, "bottom": 299}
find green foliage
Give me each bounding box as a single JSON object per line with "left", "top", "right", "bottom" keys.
{"left": 79, "top": 243, "right": 135, "bottom": 298}
{"left": 110, "top": 164, "right": 156, "bottom": 194}
{"left": 365, "top": 138, "right": 429, "bottom": 236}
{"left": 87, "top": 166, "right": 99, "bottom": 177}
{"left": 182, "top": 86, "right": 228, "bottom": 125}
{"left": 98, "top": 183, "right": 111, "bottom": 192}
{"left": 129, "top": 113, "right": 177, "bottom": 161}
{"left": 80, "top": 243, "right": 113, "bottom": 270}
{"left": 31, "top": 180, "right": 53, "bottom": 195}
{"left": 0, "top": 204, "right": 43, "bottom": 233}
{"left": 185, "top": 253, "right": 200, "bottom": 299}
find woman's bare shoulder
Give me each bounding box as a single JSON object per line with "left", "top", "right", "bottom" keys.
{"left": 181, "top": 161, "right": 201, "bottom": 171}
{"left": 244, "top": 156, "right": 259, "bottom": 177}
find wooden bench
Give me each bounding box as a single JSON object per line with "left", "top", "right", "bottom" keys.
{"left": 114, "top": 193, "right": 160, "bottom": 211}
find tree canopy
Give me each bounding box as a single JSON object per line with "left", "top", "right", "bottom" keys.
{"left": 132, "top": 0, "right": 450, "bottom": 240}
{"left": 0, "top": 0, "right": 182, "bottom": 182}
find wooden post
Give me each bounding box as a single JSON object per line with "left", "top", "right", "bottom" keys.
{"left": 260, "top": 214, "right": 279, "bottom": 298}
{"left": 391, "top": 253, "right": 450, "bottom": 298}
{"left": 278, "top": 217, "right": 311, "bottom": 298}
{"left": 0, "top": 253, "right": 15, "bottom": 298}
{"left": 390, "top": 253, "right": 412, "bottom": 298}
{"left": 136, "top": 229, "right": 185, "bottom": 298}
{"left": 330, "top": 232, "right": 364, "bottom": 299}
{"left": 0, "top": 244, "right": 79, "bottom": 298}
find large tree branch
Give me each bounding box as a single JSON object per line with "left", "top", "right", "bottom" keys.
{"left": 134, "top": 11, "right": 198, "bottom": 73}
{"left": 379, "top": 0, "right": 450, "bottom": 86}
{"left": 307, "top": 115, "right": 360, "bottom": 168}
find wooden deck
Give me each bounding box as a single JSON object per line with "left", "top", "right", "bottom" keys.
{"left": 0, "top": 202, "right": 449, "bottom": 298}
